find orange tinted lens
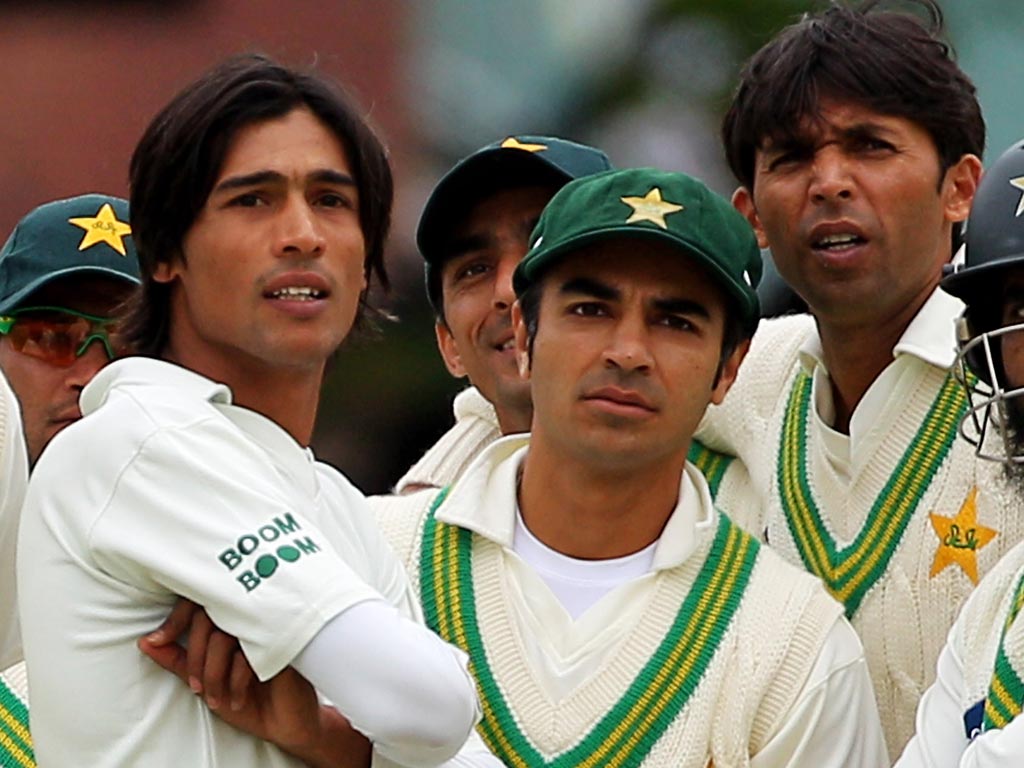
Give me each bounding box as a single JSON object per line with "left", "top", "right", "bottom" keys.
{"left": 7, "top": 316, "right": 93, "bottom": 366}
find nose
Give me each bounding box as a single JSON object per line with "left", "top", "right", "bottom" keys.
{"left": 809, "top": 145, "right": 853, "bottom": 204}
{"left": 65, "top": 340, "right": 109, "bottom": 391}
{"left": 276, "top": 197, "right": 326, "bottom": 258}
{"left": 604, "top": 314, "right": 653, "bottom": 373}
{"left": 492, "top": 253, "right": 519, "bottom": 311}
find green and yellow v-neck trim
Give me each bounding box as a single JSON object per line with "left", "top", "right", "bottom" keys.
{"left": 777, "top": 369, "right": 967, "bottom": 618}
{"left": 420, "top": 488, "right": 759, "bottom": 768}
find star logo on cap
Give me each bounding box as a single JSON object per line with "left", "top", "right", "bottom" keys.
{"left": 501, "top": 137, "right": 547, "bottom": 153}
{"left": 68, "top": 203, "right": 132, "bottom": 256}
{"left": 1011, "top": 176, "right": 1024, "bottom": 218}
{"left": 621, "top": 188, "right": 684, "bottom": 230}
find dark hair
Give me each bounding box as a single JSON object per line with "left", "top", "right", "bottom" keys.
{"left": 123, "top": 53, "right": 393, "bottom": 355}
{"left": 722, "top": 0, "right": 985, "bottom": 193}
{"left": 516, "top": 269, "right": 748, "bottom": 386}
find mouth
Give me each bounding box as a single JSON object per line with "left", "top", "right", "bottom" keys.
{"left": 583, "top": 386, "right": 657, "bottom": 414}
{"left": 265, "top": 286, "right": 328, "bottom": 301}
{"left": 808, "top": 221, "right": 869, "bottom": 257}
{"left": 493, "top": 337, "right": 516, "bottom": 353}
{"left": 810, "top": 232, "right": 867, "bottom": 253}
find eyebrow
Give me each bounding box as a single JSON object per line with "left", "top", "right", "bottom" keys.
{"left": 561, "top": 276, "right": 711, "bottom": 318}
{"left": 765, "top": 120, "right": 895, "bottom": 153}
{"left": 653, "top": 297, "right": 710, "bottom": 319}
{"left": 212, "top": 168, "right": 357, "bottom": 194}
{"left": 445, "top": 215, "right": 542, "bottom": 261}
{"left": 560, "top": 276, "right": 619, "bottom": 301}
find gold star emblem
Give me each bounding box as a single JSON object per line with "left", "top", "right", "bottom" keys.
{"left": 500, "top": 137, "right": 547, "bottom": 153}
{"left": 620, "top": 188, "right": 684, "bottom": 230}
{"left": 67, "top": 203, "right": 132, "bottom": 256}
{"left": 1011, "top": 176, "right": 1024, "bottom": 218}
{"left": 929, "top": 487, "right": 998, "bottom": 584}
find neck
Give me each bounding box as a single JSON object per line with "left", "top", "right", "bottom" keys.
{"left": 495, "top": 402, "right": 533, "bottom": 435}
{"left": 162, "top": 346, "right": 323, "bottom": 445}
{"left": 518, "top": 435, "right": 684, "bottom": 559}
{"left": 814, "top": 288, "right": 932, "bottom": 434}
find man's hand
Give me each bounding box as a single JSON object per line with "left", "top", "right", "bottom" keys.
{"left": 139, "top": 598, "right": 371, "bottom": 768}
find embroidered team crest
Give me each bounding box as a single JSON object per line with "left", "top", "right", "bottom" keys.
{"left": 67, "top": 202, "right": 132, "bottom": 256}
{"left": 929, "top": 487, "right": 997, "bottom": 584}
{"left": 500, "top": 137, "right": 548, "bottom": 153}
{"left": 620, "top": 188, "right": 684, "bottom": 229}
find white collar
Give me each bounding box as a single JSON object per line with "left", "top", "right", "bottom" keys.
{"left": 81, "top": 357, "right": 315, "bottom": 493}
{"left": 81, "top": 357, "right": 232, "bottom": 414}
{"left": 797, "top": 285, "right": 964, "bottom": 375}
{"left": 437, "top": 434, "right": 717, "bottom": 571}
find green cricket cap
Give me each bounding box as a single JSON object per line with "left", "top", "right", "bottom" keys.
{"left": 514, "top": 168, "right": 763, "bottom": 334}
{"left": 0, "top": 193, "right": 141, "bottom": 315}
{"left": 418, "top": 135, "right": 613, "bottom": 312}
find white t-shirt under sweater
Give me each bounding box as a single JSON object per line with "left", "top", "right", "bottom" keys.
{"left": 0, "top": 369, "right": 27, "bottom": 670}
{"left": 898, "top": 540, "right": 1024, "bottom": 767}
{"left": 16, "top": 358, "right": 476, "bottom": 768}
{"left": 696, "top": 288, "right": 1024, "bottom": 759}
{"left": 377, "top": 435, "right": 888, "bottom": 768}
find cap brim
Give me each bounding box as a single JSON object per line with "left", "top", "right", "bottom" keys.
{"left": 0, "top": 265, "right": 140, "bottom": 315}
{"left": 514, "top": 226, "right": 760, "bottom": 331}
{"left": 417, "top": 149, "right": 573, "bottom": 264}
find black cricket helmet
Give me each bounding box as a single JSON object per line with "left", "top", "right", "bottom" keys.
{"left": 943, "top": 138, "right": 1024, "bottom": 461}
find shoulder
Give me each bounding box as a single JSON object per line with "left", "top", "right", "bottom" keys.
{"left": 955, "top": 541, "right": 1024, "bottom": 658}
{"left": 370, "top": 487, "right": 440, "bottom": 573}
{"left": 698, "top": 314, "right": 813, "bottom": 450}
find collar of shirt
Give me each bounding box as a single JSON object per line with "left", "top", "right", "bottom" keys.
{"left": 437, "top": 434, "right": 718, "bottom": 571}
{"left": 794, "top": 286, "right": 964, "bottom": 464}
{"left": 797, "top": 286, "right": 965, "bottom": 377}
{"left": 81, "top": 356, "right": 316, "bottom": 495}
{"left": 82, "top": 356, "right": 231, "bottom": 415}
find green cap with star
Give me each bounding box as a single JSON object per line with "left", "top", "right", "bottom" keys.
{"left": 513, "top": 167, "right": 763, "bottom": 334}
{"left": 0, "top": 193, "right": 141, "bottom": 315}
{"left": 418, "top": 135, "right": 613, "bottom": 312}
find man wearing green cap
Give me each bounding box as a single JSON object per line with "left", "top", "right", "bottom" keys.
{"left": 373, "top": 167, "right": 887, "bottom": 767}
{"left": 0, "top": 193, "right": 140, "bottom": 764}
{"left": 390, "top": 135, "right": 612, "bottom": 495}
{"left": 381, "top": 135, "right": 750, "bottom": 510}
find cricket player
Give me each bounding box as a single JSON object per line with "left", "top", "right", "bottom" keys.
{"left": 0, "top": 194, "right": 141, "bottom": 767}
{"left": 896, "top": 139, "right": 1024, "bottom": 766}
{"left": 694, "top": 1, "right": 1024, "bottom": 755}
{"left": 16, "top": 55, "right": 490, "bottom": 768}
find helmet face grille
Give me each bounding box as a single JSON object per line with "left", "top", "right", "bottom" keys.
{"left": 955, "top": 322, "right": 1024, "bottom": 464}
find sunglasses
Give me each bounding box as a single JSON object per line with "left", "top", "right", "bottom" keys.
{"left": 0, "top": 306, "right": 125, "bottom": 367}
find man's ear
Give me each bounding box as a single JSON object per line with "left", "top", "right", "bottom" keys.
{"left": 435, "top": 321, "right": 468, "bottom": 379}
{"left": 711, "top": 337, "right": 750, "bottom": 405}
{"left": 732, "top": 187, "right": 769, "bottom": 250}
{"left": 511, "top": 301, "right": 531, "bottom": 379}
{"left": 152, "top": 258, "right": 181, "bottom": 284}
{"left": 942, "top": 153, "right": 983, "bottom": 224}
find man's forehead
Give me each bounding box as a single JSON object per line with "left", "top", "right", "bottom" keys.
{"left": 757, "top": 99, "right": 903, "bottom": 151}
{"left": 547, "top": 240, "right": 720, "bottom": 296}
